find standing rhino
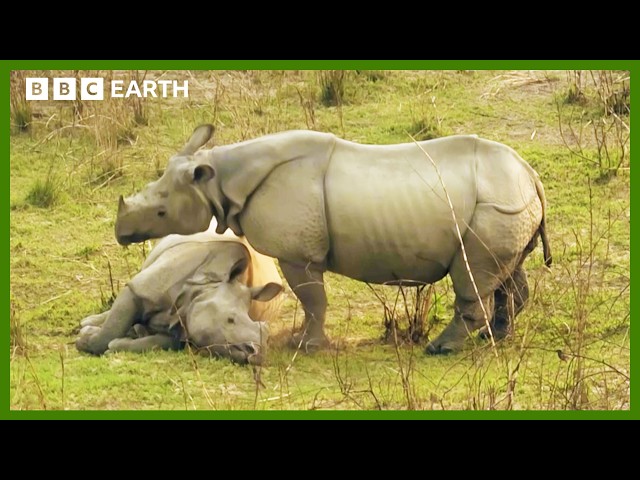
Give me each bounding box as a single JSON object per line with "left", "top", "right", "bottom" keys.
{"left": 76, "top": 219, "right": 283, "bottom": 365}
{"left": 114, "top": 125, "right": 551, "bottom": 354}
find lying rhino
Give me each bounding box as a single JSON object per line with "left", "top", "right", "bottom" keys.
{"left": 114, "top": 125, "right": 552, "bottom": 354}
{"left": 76, "top": 219, "right": 283, "bottom": 365}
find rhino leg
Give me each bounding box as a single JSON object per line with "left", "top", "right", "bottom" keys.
{"left": 132, "top": 323, "right": 151, "bottom": 338}
{"left": 426, "top": 294, "right": 495, "bottom": 354}
{"left": 279, "top": 260, "right": 330, "bottom": 352}
{"left": 76, "top": 286, "right": 141, "bottom": 356}
{"left": 107, "top": 334, "right": 181, "bottom": 353}
{"left": 79, "top": 325, "right": 101, "bottom": 337}
{"left": 427, "top": 203, "right": 537, "bottom": 355}
{"left": 80, "top": 311, "right": 109, "bottom": 328}
{"left": 479, "top": 266, "right": 530, "bottom": 341}
{"left": 478, "top": 228, "right": 537, "bottom": 341}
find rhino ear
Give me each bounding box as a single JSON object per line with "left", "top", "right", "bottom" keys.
{"left": 168, "top": 313, "right": 188, "bottom": 342}
{"left": 192, "top": 164, "right": 215, "bottom": 183}
{"left": 169, "top": 290, "right": 190, "bottom": 342}
{"left": 228, "top": 256, "right": 249, "bottom": 282}
{"left": 171, "top": 285, "right": 189, "bottom": 315}
{"left": 179, "top": 124, "right": 215, "bottom": 156}
{"left": 250, "top": 283, "right": 283, "bottom": 302}
{"left": 177, "top": 162, "right": 216, "bottom": 186}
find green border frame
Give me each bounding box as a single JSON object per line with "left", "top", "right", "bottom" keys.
{"left": 5, "top": 60, "right": 635, "bottom": 419}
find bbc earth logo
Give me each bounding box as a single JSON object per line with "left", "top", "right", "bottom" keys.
{"left": 25, "top": 77, "right": 189, "bottom": 101}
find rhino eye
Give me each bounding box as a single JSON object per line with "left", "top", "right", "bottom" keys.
{"left": 227, "top": 317, "right": 235, "bottom": 324}
{"left": 157, "top": 209, "right": 167, "bottom": 218}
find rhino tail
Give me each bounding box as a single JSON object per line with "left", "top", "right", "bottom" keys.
{"left": 532, "top": 174, "right": 552, "bottom": 268}
{"left": 539, "top": 215, "right": 552, "bottom": 267}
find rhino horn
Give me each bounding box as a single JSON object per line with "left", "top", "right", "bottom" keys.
{"left": 118, "top": 195, "right": 128, "bottom": 214}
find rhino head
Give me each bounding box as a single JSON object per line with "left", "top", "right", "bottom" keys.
{"left": 171, "top": 255, "right": 282, "bottom": 365}
{"left": 115, "top": 125, "right": 220, "bottom": 245}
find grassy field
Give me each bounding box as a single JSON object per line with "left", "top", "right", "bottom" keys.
{"left": 9, "top": 70, "right": 630, "bottom": 411}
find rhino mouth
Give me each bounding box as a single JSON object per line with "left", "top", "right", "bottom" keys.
{"left": 225, "top": 343, "right": 263, "bottom": 366}
{"left": 197, "top": 343, "right": 263, "bottom": 366}
{"left": 117, "top": 232, "right": 152, "bottom": 245}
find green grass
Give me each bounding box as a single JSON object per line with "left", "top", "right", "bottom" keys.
{"left": 9, "top": 70, "right": 630, "bottom": 411}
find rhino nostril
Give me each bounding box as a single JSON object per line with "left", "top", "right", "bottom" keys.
{"left": 228, "top": 343, "right": 260, "bottom": 361}
{"left": 248, "top": 353, "right": 263, "bottom": 366}
{"left": 243, "top": 343, "right": 258, "bottom": 355}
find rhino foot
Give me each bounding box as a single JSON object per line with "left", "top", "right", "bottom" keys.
{"left": 425, "top": 330, "right": 465, "bottom": 355}
{"left": 79, "top": 325, "right": 101, "bottom": 337}
{"left": 80, "top": 312, "right": 109, "bottom": 328}
{"left": 132, "top": 323, "right": 150, "bottom": 338}
{"left": 425, "top": 341, "right": 461, "bottom": 355}
{"left": 290, "top": 331, "right": 331, "bottom": 353}
{"left": 75, "top": 332, "right": 104, "bottom": 356}
{"left": 107, "top": 338, "right": 131, "bottom": 351}
{"left": 477, "top": 324, "right": 510, "bottom": 341}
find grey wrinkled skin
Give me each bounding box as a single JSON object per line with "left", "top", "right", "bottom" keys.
{"left": 76, "top": 228, "right": 282, "bottom": 365}
{"left": 114, "top": 125, "right": 552, "bottom": 355}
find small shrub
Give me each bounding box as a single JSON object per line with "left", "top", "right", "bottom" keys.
{"left": 564, "top": 85, "right": 587, "bottom": 105}
{"left": 295, "top": 84, "right": 317, "bottom": 130}
{"left": 564, "top": 70, "right": 587, "bottom": 105}
{"left": 407, "top": 118, "right": 443, "bottom": 141}
{"left": 76, "top": 71, "right": 144, "bottom": 153}
{"left": 91, "top": 111, "right": 135, "bottom": 151}
{"left": 127, "top": 70, "right": 149, "bottom": 126}
{"left": 370, "top": 284, "right": 434, "bottom": 345}
{"left": 76, "top": 245, "right": 100, "bottom": 259}
{"left": 357, "top": 70, "right": 385, "bottom": 82}
{"left": 11, "top": 101, "right": 32, "bottom": 132}
{"left": 611, "top": 87, "right": 630, "bottom": 115}
{"left": 25, "top": 171, "right": 61, "bottom": 208}
{"left": 89, "top": 153, "right": 125, "bottom": 186}
{"left": 557, "top": 70, "right": 630, "bottom": 179}
{"left": 318, "top": 70, "right": 346, "bottom": 107}
{"left": 401, "top": 94, "right": 449, "bottom": 141}
{"left": 590, "top": 70, "right": 629, "bottom": 116}
{"left": 10, "top": 71, "right": 32, "bottom": 133}
{"left": 100, "top": 260, "right": 118, "bottom": 311}
{"left": 10, "top": 302, "right": 26, "bottom": 354}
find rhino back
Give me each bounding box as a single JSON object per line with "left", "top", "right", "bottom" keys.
{"left": 132, "top": 227, "right": 247, "bottom": 308}
{"left": 472, "top": 137, "right": 545, "bottom": 262}
{"left": 140, "top": 226, "right": 243, "bottom": 271}
{"left": 324, "top": 135, "right": 478, "bottom": 284}
{"left": 238, "top": 142, "right": 333, "bottom": 265}
{"left": 136, "top": 223, "right": 283, "bottom": 325}
{"left": 474, "top": 137, "right": 541, "bottom": 211}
